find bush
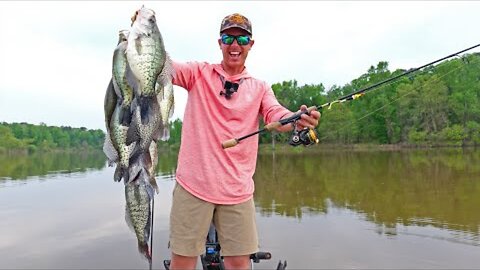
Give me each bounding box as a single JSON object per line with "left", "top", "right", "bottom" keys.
{"left": 439, "top": 125, "right": 466, "bottom": 146}
{"left": 408, "top": 130, "right": 427, "bottom": 144}
{"left": 466, "top": 121, "right": 480, "bottom": 145}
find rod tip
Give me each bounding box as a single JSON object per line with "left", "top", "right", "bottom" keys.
{"left": 221, "top": 139, "right": 238, "bottom": 149}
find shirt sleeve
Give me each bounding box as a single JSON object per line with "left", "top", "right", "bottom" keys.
{"left": 259, "top": 82, "right": 292, "bottom": 124}
{"left": 172, "top": 61, "right": 202, "bottom": 91}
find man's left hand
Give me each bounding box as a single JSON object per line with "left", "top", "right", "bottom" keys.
{"left": 296, "top": 105, "right": 321, "bottom": 130}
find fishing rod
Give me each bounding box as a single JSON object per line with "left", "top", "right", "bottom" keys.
{"left": 221, "top": 43, "right": 480, "bottom": 149}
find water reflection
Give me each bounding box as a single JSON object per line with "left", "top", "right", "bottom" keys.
{"left": 0, "top": 151, "right": 106, "bottom": 180}
{"left": 1, "top": 147, "right": 478, "bottom": 257}
{"left": 254, "top": 147, "right": 480, "bottom": 245}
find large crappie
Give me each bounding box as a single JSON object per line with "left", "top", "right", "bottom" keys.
{"left": 126, "top": 6, "right": 173, "bottom": 125}
{"left": 125, "top": 178, "right": 153, "bottom": 263}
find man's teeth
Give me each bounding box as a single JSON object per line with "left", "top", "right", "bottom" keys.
{"left": 230, "top": 52, "right": 240, "bottom": 56}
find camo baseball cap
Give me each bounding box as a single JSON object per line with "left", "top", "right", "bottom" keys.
{"left": 220, "top": 13, "right": 252, "bottom": 36}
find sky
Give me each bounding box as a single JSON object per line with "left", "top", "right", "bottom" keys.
{"left": 1, "top": 1, "right": 479, "bottom": 131}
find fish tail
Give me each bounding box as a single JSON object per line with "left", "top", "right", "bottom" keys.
{"left": 114, "top": 165, "right": 129, "bottom": 183}
{"left": 126, "top": 160, "right": 142, "bottom": 184}
{"left": 126, "top": 145, "right": 145, "bottom": 184}
{"left": 139, "top": 96, "right": 159, "bottom": 125}
{"left": 103, "top": 135, "right": 118, "bottom": 165}
{"left": 137, "top": 240, "right": 152, "bottom": 262}
{"left": 149, "top": 174, "right": 160, "bottom": 195}
{"left": 114, "top": 165, "right": 122, "bottom": 182}
{"left": 160, "top": 127, "right": 170, "bottom": 141}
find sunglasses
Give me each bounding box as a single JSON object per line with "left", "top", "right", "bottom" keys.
{"left": 220, "top": 34, "right": 251, "bottom": 46}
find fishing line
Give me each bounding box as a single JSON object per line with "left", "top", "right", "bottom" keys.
{"left": 221, "top": 43, "right": 480, "bottom": 149}
{"left": 318, "top": 53, "right": 480, "bottom": 142}
{"left": 149, "top": 196, "right": 154, "bottom": 270}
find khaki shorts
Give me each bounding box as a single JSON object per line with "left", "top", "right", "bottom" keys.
{"left": 169, "top": 183, "right": 258, "bottom": 257}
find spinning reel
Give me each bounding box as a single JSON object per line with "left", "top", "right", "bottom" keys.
{"left": 288, "top": 121, "right": 320, "bottom": 147}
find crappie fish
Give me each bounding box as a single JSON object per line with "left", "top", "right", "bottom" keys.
{"left": 103, "top": 29, "right": 137, "bottom": 182}
{"left": 127, "top": 103, "right": 163, "bottom": 184}
{"left": 125, "top": 5, "right": 173, "bottom": 125}
{"left": 156, "top": 78, "right": 174, "bottom": 141}
{"left": 109, "top": 103, "right": 137, "bottom": 182}
{"left": 112, "top": 30, "right": 134, "bottom": 126}
{"left": 126, "top": 139, "right": 160, "bottom": 194}
{"left": 103, "top": 79, "right": 119, "bottom": 165}
{"left": 104, "top": 79, "right": 117, "bottom": 132}
{"left": 125, "top": 179, "right": 153, "bottom": 263}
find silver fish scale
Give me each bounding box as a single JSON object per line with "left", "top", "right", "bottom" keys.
{"left": 125, "top": 183, "right": 150, "bottom": 243}
{"left": 129, "top": 37, "right": 165, "bottom": 97}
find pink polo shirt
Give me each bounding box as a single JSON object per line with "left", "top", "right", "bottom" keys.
{"left": 172, "top": 61, "right": 291, "bottom": 204}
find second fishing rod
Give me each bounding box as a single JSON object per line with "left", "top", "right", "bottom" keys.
{"left": 221, "top": 43, "right": 480, "bottom": 149}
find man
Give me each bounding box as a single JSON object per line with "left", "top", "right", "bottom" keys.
{"left": 169, "top": 13, "right": 321, "bottom": 269}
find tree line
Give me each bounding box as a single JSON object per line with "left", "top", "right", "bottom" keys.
{"left": 0, "top": 122, "right": 105, "bottom": 152}
{"left": 0, "top": 119, "right": 184, "bottom": 153}
{"left": 264, "top": 53, "right": 480, "bottom": 146}
{"left": 1, "top": 53, "right": 479, "bottom": 152}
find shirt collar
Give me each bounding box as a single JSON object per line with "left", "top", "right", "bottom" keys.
{"left": 213, "top": 63, "right": 251, "bottom": 82}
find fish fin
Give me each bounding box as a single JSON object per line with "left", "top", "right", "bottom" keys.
{"left": 143, "top": 173, "right": 155, "bottom": 200}
{"left": 103, "top": 135, "right": 118, "bottom": 164}
{"left": 138, "top": 97, "right": 153, "bottom": 125}
{"left": 155, "top": 81, "right": 165, "bottom": 102}
{"left": 120, "top": 106, "right": 132, "bottom": 126}
{"left": 126, "top": 116, "right": 140, "bottom": 146}
{"left": 135, "top": 37, "right": 142, "bottom": 55}
{"left": 138, "top": 151, "right": 157, "bottom": 198}
{"left": 149, "top": 127, "right": 162, "bottom": 144}
{"left": 112, "top": 77, "right": 123, "bottom": 100}
{"left": 139, "top": 96, "right": 160, "bottom": 125}
{"left": 104, "top": 78, "right": 118, "bottom": 130}
{"left": 165, "top": 53, "right": 175, "bottom": 80}
{"left": 139, "top": 97, "right": 150, "bottom": 125}
{"left": 169, "top": 101, "right": 175, "bottom": 119}
{"left": 157, "top": 54, "right": 175, "bottom": 88}
{"left": 137, "top": 241, "right": 152, "bottom": 263}
{"left": 126, "top": 149, "right": 143, "bottom": 184}
{"left": 127, "top": 141, "right": 138, "bottom": 158}
{"left": 125, "top": 63, "right": 141, "bottom": 97}
{"left": 160, "top": 128, "right": 170, "bottom": 141}
{"left": 150, "top": 175, "right": 160, "bottom": 195}
{"left": 126, "top": 162, "right": 142, "bottom": 185}
{"left": 114, "top": 165, "right": 124, "bottom": 182}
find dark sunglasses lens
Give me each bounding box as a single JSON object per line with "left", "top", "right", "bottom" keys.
{"left": 222, "top": 35, "right": 234, "bottom": 45}
{"left": 236, "top": 36, "right": 250, "bottom": 45}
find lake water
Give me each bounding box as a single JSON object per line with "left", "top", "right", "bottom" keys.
{"left": 0, "top": 148, "right": 479, "bottom": 269}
